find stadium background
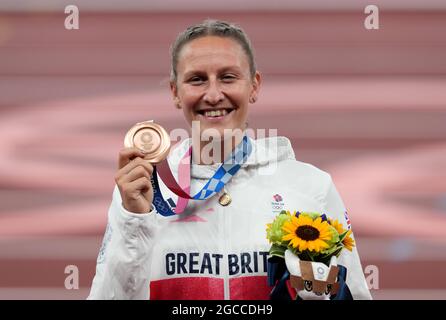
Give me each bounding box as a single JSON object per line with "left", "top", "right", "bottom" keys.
{"left": 0, "top": 0, "right": 445, "bottom": 299}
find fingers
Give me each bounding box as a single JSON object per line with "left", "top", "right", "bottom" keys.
{"left": 118, "top": 155, "right": 153, "bottom": 176}
{"left": 122, "top": 176, "right": 152, "bottom": 199}
{"left": 116, "top": 148, "right": 155, "bottom": 213}
{"left": 115, "top": 160, "right": 154, "bottom": 188}
{"left": 118, "top": 147, "right": 146, "bottom": 169}
{"left": 122, "top": 164, "right": 152, "bottom": 184}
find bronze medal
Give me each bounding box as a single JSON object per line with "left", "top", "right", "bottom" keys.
{"left": 124, "top": 121, "right": 171, "bottom": 164}
{"left": 218, "top": 192, "right": 232, "bottom": 206}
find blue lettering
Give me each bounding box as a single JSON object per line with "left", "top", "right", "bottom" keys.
{"left": 241, "top": 252, "right": 253, "bottom": 273}
{"left": 228, "top": 254, "right": 239, "bottom": 276}
{"left": 200, "top": 253, "right": 213, "bottom": 274}
{"left": 189, "top": 252, "right": 200, "bottom": 274}
{"left": 213, "top": 254, "right": 223, "bottom": 275}
{"left": 177, "top": 253, "right": 187, "bottom": 274}
{"left": 166, "top": 253, "right": 175, "bottom": 275}
{"left": 259, "top": 251, "right": 268, "bottom": 272}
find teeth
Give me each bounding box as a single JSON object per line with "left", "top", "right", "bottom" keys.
{"left": 204, "top": 109, "right": 228, "bottom": 117}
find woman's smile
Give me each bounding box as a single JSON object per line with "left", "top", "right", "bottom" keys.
{"left": 171, "top": 36, "right": 260, "bottom": 139}
{"left": 195, "top": 107, "right": 236, "bottom": 123}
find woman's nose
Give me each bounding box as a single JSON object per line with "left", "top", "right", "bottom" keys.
{"left": 203, "top": 80, "right": 224, "bottom": 105}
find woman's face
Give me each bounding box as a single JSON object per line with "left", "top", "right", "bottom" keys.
{"left": 171, "top": 36, "right": 261, "bottom": 140}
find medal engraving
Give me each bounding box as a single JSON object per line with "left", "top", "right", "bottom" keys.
{"left": 124, "top": 121, "right": 170, "bottom": 163}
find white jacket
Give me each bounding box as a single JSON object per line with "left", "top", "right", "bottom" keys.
{"left": 88, "top": 136, "right": 372, "bottom": 300}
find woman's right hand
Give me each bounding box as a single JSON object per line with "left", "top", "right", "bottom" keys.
{"left": 115, "top": 147, "right": 154, "bottom": 214}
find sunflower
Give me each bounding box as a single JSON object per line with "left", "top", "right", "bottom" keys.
{"left": 281, "top": 214, "right": 334, "bottom": 253}
{"left": 342, "top": 230, "right": 355, "bottom": 251}
{"left": 330, "top": 219, "right": 355, "bottom": 251}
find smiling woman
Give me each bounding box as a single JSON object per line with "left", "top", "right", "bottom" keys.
{"left": 87, "top": 19, "right": 372, "bottom": 300}
{"left": 169, "top": 21, "right": 261, "bottom": 161}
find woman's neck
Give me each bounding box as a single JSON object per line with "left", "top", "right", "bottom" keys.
{"left": 192, "top": 132, "right": 244, "bottom": 165}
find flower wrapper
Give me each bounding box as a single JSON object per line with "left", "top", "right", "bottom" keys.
{"left": 266, "top": 210, "right": 354, "bottom": 300}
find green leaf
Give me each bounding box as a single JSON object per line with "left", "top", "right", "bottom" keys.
{"left": 266, "top": 212, "right": 292, "bottom": 244}
{"left": 321, "top": 244, "right": 342, "bottom": 256}
{"left": 326, "top": 225, "right": 340, "bottom": 244}
{"left": 300, "top": 212, "right": 320, "bottom": 219}
{"left": 269, "top": 243, "right": 286, "bottom": 259}
{"left": 339, "top": 230, "right": 349, "bottom": 242}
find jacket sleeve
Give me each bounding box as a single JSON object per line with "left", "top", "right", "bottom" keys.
{"left": 87, "top": 186, "right": 163, "bottom": 300}
{"left": 321, "top": 176, "right": 373, "bottom": 300}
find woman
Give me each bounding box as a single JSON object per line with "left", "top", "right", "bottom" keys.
{"left": 88, "top": 20, "right": 372, "bottom": 300}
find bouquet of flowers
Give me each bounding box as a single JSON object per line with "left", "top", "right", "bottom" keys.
{"left": 266, "top": 210, "right": 355, "bottom": 300}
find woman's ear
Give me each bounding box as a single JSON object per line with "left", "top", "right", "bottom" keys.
{"left": 249, "top": 71, "right": 262, "bottom": 104}
{"left": 170, "top": 81, "right": 182, "bottom": 109}
{"left": 174, "top": 97, "right": 182, "bottom": 109}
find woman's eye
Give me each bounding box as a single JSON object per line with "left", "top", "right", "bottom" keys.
{"left": 221, "top": 75, "right": 236, "bottom": 82}
{"left": 188, "top": 77, "right": 204, "bottom": 85}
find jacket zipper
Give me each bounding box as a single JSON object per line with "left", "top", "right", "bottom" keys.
{"left": 220, "top": 188, "right": 230, "bottom": 300}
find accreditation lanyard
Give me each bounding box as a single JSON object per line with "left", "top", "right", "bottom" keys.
{"left": 151, "top": 135, "right": 252, "bottom": 216}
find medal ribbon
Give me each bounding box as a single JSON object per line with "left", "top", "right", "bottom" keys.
{"left": 151, "top": 135, "right": 252, "bottom": 216}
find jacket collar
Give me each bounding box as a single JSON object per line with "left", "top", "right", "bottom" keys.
{"left": 167, "top": 136, "right": 296, "bottom": 180}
